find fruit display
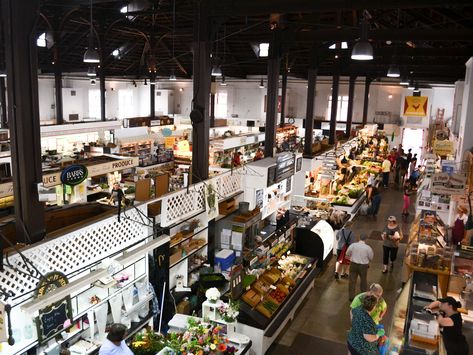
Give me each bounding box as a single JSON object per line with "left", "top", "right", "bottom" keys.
{"left": 242, "top": 289, "right": 262, "bottom": 307}
{"left": 261, "top": 268, "right": 281, "bottom": 284}
{"left": 252, "top": 279, "right": 271, "bottom": 295}
{"left": 277, "top": 254, "right": 310, "bottom": 279}
{"left": 268, "top": 287, "right": 287, "bottom": 305}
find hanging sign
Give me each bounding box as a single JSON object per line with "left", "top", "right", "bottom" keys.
{"left": 204, "top": 181, "right": 219, "bottom": 221}
{"left": 60, "top": 164, "right": 88, "bottom": 186}
{"left": 403, "top": 96, "right": 428, "bottom": 117}
{"left": 34, "top": 271, "right": 73, "bottom": 343}
{"left": 433, "top": 139, "right": 454, "bottom": 156}
{"left": 164, "top": 136, "right": 176, "bottom": 149}
{"left": 431, "top": 173, "right": 467, "bottom": 196}
{"left": 0, "top": 302, "right": 6, "bottom": 343}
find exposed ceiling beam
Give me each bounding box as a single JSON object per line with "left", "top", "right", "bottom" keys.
{"left": 207, "top": 0, "right": 472, "bottom": 17}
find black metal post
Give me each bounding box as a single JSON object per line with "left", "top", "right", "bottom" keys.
{"left": 303, "top": 67, "right": 317, "bottom": 158}
{"left": 279, "top": 68, "right": 288, "bottom": 127}
{"left": 54, "top": 69, "right": 63, "bottom": 124}
{"left": 53, "top": 28, "right": 63, "bottom": 125}
{"left": 362, "top": 77, "right": 371, "bottom": 127}
{"left": 345, "top": 75, "right": 356, "bottom": 137}
{"left": 2, "top": 0, "right": 45, "bottom": 243}
{"left": 210, "top": 76, "right": 216, "bottom": 128}
{"left": 150, "top": 76, "right": 155, "bottom": 118}
{"left": 265, "top": 31, "right": 281, "bottom": 157}
{"left": 191, "top": 2, "right": 211, "bottom": 181}
{"left": 329, "top": 71, "right": 340, "bottom": 145}
{"left": 99, "top": 69, "right": 106, "bottom": 121}
{"left": 0, "top": 78, "right": 7, "bottom": 128}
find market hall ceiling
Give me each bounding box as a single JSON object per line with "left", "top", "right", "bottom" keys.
{"left": 2, "top": 0, "right": 473, "bottom": 84}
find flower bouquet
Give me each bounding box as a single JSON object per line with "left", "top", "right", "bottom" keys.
{"left": 217, "top": 301, "right": 239, "bottom": 323}
{"left": 205, "top": 287, "right": 221, "bottom": 303}
{"left": 131, "top": 330, "right": 167, "bottom": 355}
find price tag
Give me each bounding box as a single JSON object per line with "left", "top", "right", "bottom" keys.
{"left": 246, "top": 286, "right": 251, "bottom": 291}
{"left": 454, "top": 252, "right": 460, "bottom": 256}
{"left": 271, "top": 239, "right": 278, "bottom": 247}
{"left": 269, "top": 285, "right": 277, "bottom": 290}
{"left": 279, "top": 236, "right": 285, "bottom": 243}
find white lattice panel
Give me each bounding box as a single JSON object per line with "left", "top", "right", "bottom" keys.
{"left": 0, "top": 205, "right": 148, "bottom": 305}
{"left": 160, "top": 170, "right": 243, "bottom": 227}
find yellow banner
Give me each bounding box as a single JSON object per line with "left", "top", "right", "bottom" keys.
{"left": 433, "top": 139, "right": 454, "bottom": 156}
{"left": 403, "top": 96, "right": 428, "bottom": 117}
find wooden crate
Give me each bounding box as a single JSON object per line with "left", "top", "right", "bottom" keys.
{"left": 219, "top": 197, "right": 236, "bottom": 215}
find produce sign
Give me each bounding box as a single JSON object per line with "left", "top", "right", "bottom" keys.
{"left": 433, "top": 139, "right": 454, "bottom": 156}
{"left": 34, "top": 271, "right": 73, "bottom": 343}
{"left": 60, "top": 164, "right": 88, "bottom": 185}
{"left": 431, "top": 173, "right": 467, "bottom": 196}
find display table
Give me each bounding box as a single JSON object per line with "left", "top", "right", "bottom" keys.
{"left": 404, "top": 260, "right": 451, "bottom": 297}
{"left": 388, "top": 271, "right": 446, "bottom": 355}
{"left": 236, "top": 263, "right": 319, "bottom": 355}
{"left": 168, "top": 314, "right": 252, "bottom": 354}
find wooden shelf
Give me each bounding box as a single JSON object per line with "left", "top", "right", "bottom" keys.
{"left": 170, "top": 242, "right": 208, "bottom": 268}
{"left": 170, "top": 227, "right": 208, "bottom": 248}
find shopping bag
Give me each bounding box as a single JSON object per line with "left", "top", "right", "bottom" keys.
{"left": 337, "top": 243, "right": 350, "bottom": 265}
{"left": 359, "top": 202, "right": 370, "bottom": 216}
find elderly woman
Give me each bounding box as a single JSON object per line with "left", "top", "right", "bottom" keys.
{"left": 382, "top": 215, "right": 402, "bottom": 273}
{"left": 348, "top": 295, "right": 380, "bottom": 355}
{"left": 350, "top": 283, "right": 387, "bottom": 324}
{"left": 99, "top": 323, "right": 133, "bottom": 355}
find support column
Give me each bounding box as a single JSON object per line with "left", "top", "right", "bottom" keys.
{"left": 99, "top": 69, "right": 106, "bottom": 121}
{"left": 345, "top": 75, "right": 356, "bottom": 137}
{"left": 53, "top": 29, "right": 63, "bottom": 124}
{"left": 150, "top": 76, "right": 155, "bottom": 118}
{"left": 329, "top": 71, "right": 340, "bottom": 145}
{"left": 362, "top": 77, "right": 371, "bottom": 127}
{"left": 279, "top": 68, "right": 288, "bottom": 127}
{"left": 210, "top": 76, "right": 215, "bottom": 128}
{"left": 0, "top": 78, "right": 7, "bottom": 128}
{"left": 54, "top": 69, "right": 63, "bottom": 124}
{"left": 2, "top": 0, "right": 45, "bottom": 243}
{"left": 303, "top": 67, "right": 317, "bottom": 158}
{"left": 265, "top": 31, "right": 281, "bottom": 158}
{"left": 191, "top": 2, "right": 211, "bottom": 181}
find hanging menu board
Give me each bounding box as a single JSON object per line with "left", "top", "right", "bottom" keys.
{"left": 275, "top": 153, "right": 295, "bottom": 183}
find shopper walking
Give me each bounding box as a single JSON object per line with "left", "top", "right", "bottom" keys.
{"left": 382, "top": 157, "right": 392, "bottom": 188}
{"left": 346, "top": 233, "right": 373, "bottom": 301}
{"left": 335, "top": 221, "right": 355, "bottom": 280}
{"left": 350, "top": 283, "right": 387, "bottom": 324}
{"left": 382, "top": 216, "right": 402, "bottom": 273}
{"left": 99, "top": 323, "right": 133, "bottom": 355}
{"left": 347, "top": 295, "right": 381, "bottom": 355}
{"left": 366, "top": 184, "right": 381, "bottom": 217}
{"left": 402, "top": 181, "right": 414, "bottom": 218}
{"left": 425, "top": 297, "right": 469, "bottom": 355}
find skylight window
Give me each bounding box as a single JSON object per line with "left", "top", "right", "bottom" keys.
{"left": 329, "top": 42, "right": 348, "bottom": 49}
{"left": 37, "top": 32, "right": 47, "bottom": 47}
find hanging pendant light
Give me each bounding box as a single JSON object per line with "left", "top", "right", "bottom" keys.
{"left": 387, "top": 63, "right": 400, "bottom": 78}
{"left": 407, "top": 79, "right": 415, "bottom": 90}
{"left": 83, "top": 0, "right": 100, "bottom": 63}
{"left": 413, "top": 83, "right": 420, "bottom": 94}
{"left": 259, "top": 78, "right": 265, "bottom": 88}
{"left": 144, "top": 78, "right": 148, "bottom": 85}
{"left": 351, "top": 20, "right": 373, "bottom": 61}
{"left": 400, "top": 77, "right": 409, "bottom": 85}
{"left": 0, "top": 69, "right": 6, "bottom": 78}
{"left": 220, "top": 75, "right": 227, "bottom": 86}
{"left": 211, "top": 65, "right": 222, "bottom": 77}
{"left": 169, "top": 73, "right": 177, "bottom": 81}
{"left": 87, "top": 66, "right": 97, "bottom": 77}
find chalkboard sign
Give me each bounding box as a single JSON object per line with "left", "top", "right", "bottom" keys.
{"left": 38, "top": 300, "right": 70, "bottom": 340}
{"left": 34, "top": 271, "right": 73, "bottom": 343}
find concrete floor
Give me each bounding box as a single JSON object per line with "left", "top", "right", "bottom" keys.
{"left": 267, "top": 183, "right": 468, "bottom": 354}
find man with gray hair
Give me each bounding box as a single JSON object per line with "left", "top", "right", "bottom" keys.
{"left": 346, "top": 233, "right": 374, "bottom": 301}
{"left": 350, "top": 283, "right": 387, "bottom": 324}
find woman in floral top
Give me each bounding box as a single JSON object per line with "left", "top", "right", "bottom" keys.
{"left": 347, "top": 295, "right": 380, "bottom": 355}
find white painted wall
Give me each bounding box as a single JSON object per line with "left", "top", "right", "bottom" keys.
{"left": 36, "top": 76, "right": 453, "bottom": 131}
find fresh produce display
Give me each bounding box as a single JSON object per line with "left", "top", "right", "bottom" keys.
{"left": 256, "top": 299, "right": 279, "bottom": 317}
{"left": 268, "top": 288, "right": 287, "bottom": 304}
{"left": 242, "top": 289, "right": 261, "bottom": 307}
{"left": 277, "top": 254, "right": 310, "bottom": 279}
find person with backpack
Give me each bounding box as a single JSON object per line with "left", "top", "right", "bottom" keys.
{"left": 335, "top": 221, "right": 355, "bottom": 280}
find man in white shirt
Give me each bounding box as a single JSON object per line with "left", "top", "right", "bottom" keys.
{"left": 346, "top": 233, "right": 374, "bottom": 301}
{"left": 382, "top": 158, "right": 392, "bottom": 188}
{"left": 99, "top": 323, "right": 133, "bottom": 355}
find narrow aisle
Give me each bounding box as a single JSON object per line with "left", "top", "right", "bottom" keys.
{"left": 268, "top": 185, "right": 411, "bottom": 355}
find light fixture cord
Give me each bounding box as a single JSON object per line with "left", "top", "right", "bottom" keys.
{"left": 172, "top": 0, "right": 175, "bottom": 59}
{"left": 89, "top": 0, "right": 93, "bottom": 48}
